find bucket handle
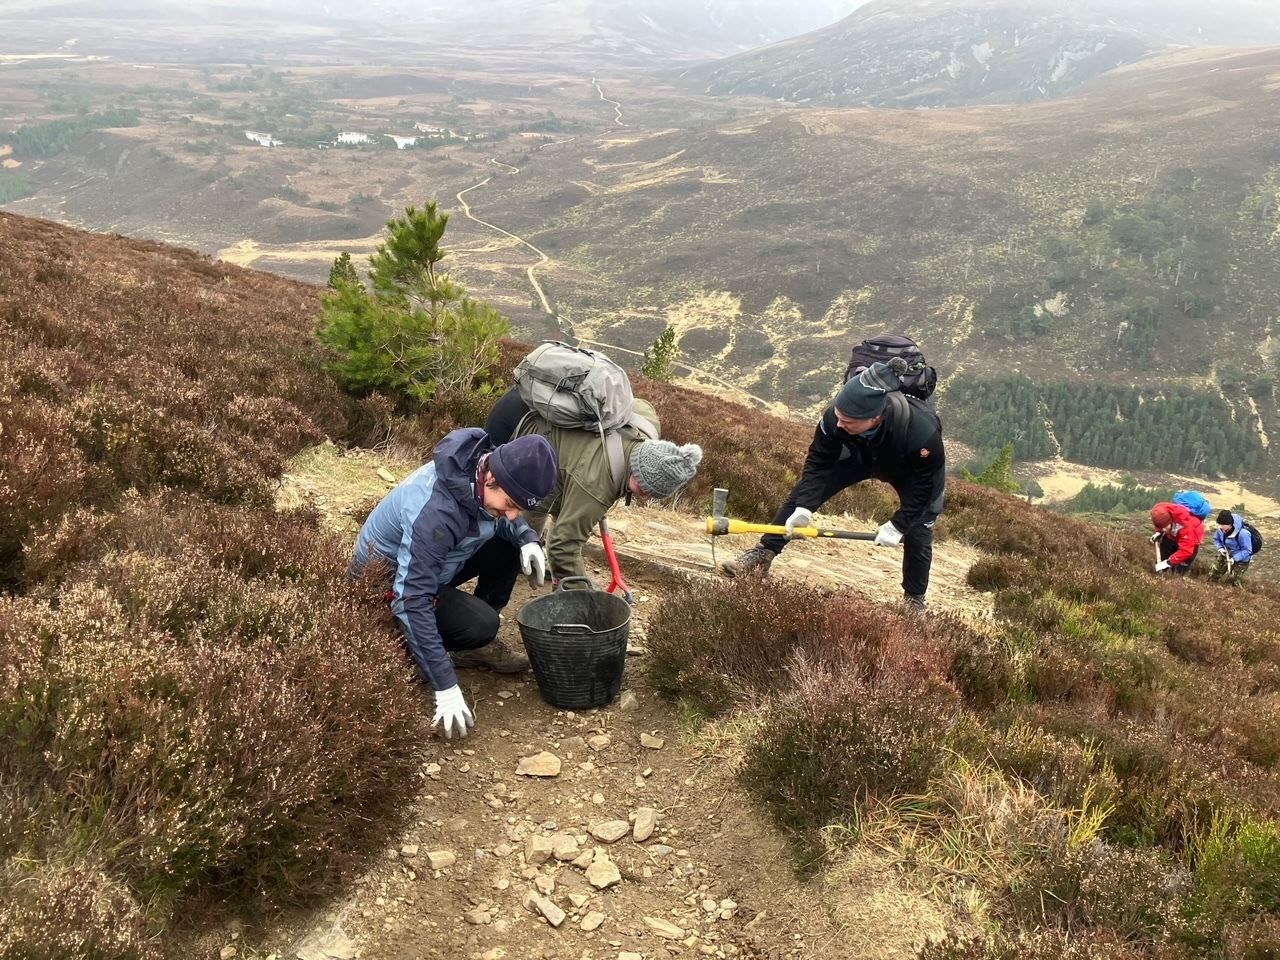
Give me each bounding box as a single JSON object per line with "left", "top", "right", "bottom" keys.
{"left": 551, "top": 623, "right": 593, "bottom": 635}
{"left": 556, "top": 576, "right": 598, "bottom": 592}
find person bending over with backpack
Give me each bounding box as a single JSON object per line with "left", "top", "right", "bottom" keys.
{"left": 349, "top": 430, "right": 557, "bottom": 739}
{"left": 1211, "top": 509, "right": 1259, "bottom": 586}
{"left": 486, "top": 385, "right": 703, "bottom": 581}
{"left": 1149, "top": 501, "right": 1204, "bottom": 576}
{"left": 724, "top": 359, "right": 945, "bottom": 614}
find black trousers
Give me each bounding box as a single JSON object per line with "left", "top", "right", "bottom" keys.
{"left": 1158, "top": 536, "right": 1199, "bottom": 576}
{"left": 398, "top": 537, "right": 520, "bottom": 652}
{"left": 759, "top": 458, "right": 942, "bottom": 598}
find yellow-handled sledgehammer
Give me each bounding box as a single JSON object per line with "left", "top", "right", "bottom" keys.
{"left": 705, "top": 517, "right": 877, "bottom": 540}
{"left": 704, "top": 487, "right": 878, "bottom": 541}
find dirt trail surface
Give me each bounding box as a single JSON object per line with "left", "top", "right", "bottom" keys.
{"left": 252, "top": 444, "right": 971, "bottom": 960}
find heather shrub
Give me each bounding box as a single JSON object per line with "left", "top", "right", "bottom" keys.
{"left": 0, "top": 860, "right": 160, "bottom": 960}
{"left": 0, "top": 213, "right": 356, "bottom": 589}
{"left": 646, "top": 578, "right": 973, "bottom": 715}
{"left": 742, "top": 658, "right": 957, "bottom": 841}
{"left": 0, "top": 496, "right": 426, "bottom": 925}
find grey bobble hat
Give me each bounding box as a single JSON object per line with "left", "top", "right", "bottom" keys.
{"left": 835, "top": 361, "right": 903, "bottom": 419}
{"left": 631, "top": 440, "right": 703, "bottom": 498}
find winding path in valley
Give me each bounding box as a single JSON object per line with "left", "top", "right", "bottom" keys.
{"left": 454, "top": 79, "right": 778, "bottom": 414}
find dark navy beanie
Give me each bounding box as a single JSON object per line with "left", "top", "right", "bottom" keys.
{"left": 1217, "top": 510, "right": 1234, "bottom": 526}
{"left": 835, "top": 361, "right": 903, "bottom": 419}
{"left": 488, "top": 435, "right": 558, "bottom": 509}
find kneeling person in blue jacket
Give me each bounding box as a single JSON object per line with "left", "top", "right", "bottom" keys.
{"left": 1211, "top": 509, "right": 1256, "bottom": 587}
{"left": 350, "top": 429, "right": 558, "bottom": 739}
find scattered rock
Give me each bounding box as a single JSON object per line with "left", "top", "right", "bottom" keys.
{"left": 493, "top": 842, "right": 514, "bottom": 858}
{"left": 426, "top": 850, "right": 456, "bottom": 870}
{"left": 568, "top": 893, "right": 590, "bottom": 908}
{"left": 551, "top": 833, "right": 580, "bottom": 861}
{"left": 517, "top": 752, "right": 562, "bottom": 777}
{"left": 571, "top": 849, "right": 595, "bottom": 869}
{"left": 399, "top": 843, "right": 419, "bottom": 857}
{"left": 561, "top": 735, "right": 588, "bottom": 755}
{"left": 587, "top": 733, "right": 611, "bottom": 751}
{"left": 525, "top": 835, "right": 554, "bottom": 865}
{"left": 632, "top": 807, "right": 658, "bottom": 842}
{"left": 581, "top": 910, "right": 605, "bottom": 931}
{"left": 220, "top": 947, "right": 237, "bottom": 960}
{"left": 626, "top": 644, "right": 649, "bottom": 657}
{"left": 618, "top": 690, "right": 639, "bottom": 711}
{"left": 589, "top": 819, "right": 630, "bottom": 844}
{"left": 464, "top": 908, "right": 492, "bottom": 925}
{"left": 482, "top": 950, "right": 506, "bottom": 960}
{"left": 535, "top": 874, "right": 556, "bottom": 895}
{"left": 584, "top": 857, "right": 622, "bottom": 889}
{"left": 640, "top": 733, "right": 665, "bottom": 750}
{"left": 644, "top": 916, "right": 687, "bottom": 939}
{"left": 720, "top": 898, "right": 739, "bottom": 920}
{"left": 295, "top": 931, "right": 357, "bottom": 960}
{"left": 523, "top": 892, "right": 566, "bottom": 928}
{"left": 619, "top": 953, "right": 643, "bottom": 960}
{"left": 703, "top": 898, "right": 718, "bottom": 912}
{"left": 376, "top": 467, "right": 397, "bottom": 483}
{"left": 497, "top": 689, "right": 515, "bottom": 700}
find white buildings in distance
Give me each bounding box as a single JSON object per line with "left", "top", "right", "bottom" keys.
{"left": 244, "top": 126, "right": 485, "bottom": 149}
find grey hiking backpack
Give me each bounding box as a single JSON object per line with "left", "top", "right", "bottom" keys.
{"left": 514, "top": 341, "right": 658, "bottom": 488}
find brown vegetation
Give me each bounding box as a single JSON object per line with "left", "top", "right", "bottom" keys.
{"left": 0, "top": 214, "right": 426, "bottom": 954}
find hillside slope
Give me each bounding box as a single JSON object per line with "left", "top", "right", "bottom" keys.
{"left": 678, "top": 0, "right": 1280, "bottom": 106}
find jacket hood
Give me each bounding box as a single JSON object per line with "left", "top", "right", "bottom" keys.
{"left": 432, "top": 428, "right": 493, "bottom": 519}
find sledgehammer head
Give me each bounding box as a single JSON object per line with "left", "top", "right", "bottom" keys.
{"left": 712, "top": 487, "right": 728, "bottom": 521}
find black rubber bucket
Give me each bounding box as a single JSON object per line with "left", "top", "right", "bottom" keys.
{"left": 516, "top": 577, "right": 631, "bottom": 710}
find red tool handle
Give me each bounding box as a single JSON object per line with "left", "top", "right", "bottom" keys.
{"left": 598, "top": 518, "right": 632, "bottom": 604}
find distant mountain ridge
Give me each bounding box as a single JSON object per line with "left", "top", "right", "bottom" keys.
{"left": 680, "top": 0, "right": 1280, "bottom": 105}
{"left": 0, "top": 0, "right": 868, "bottom": 64}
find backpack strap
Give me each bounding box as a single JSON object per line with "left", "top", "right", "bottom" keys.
{"left": 886, "top": 391, "right": 912, "bottom": 452}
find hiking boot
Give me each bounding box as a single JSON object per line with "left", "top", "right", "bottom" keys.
{"left": 451, "top": 639, "right": 530, "bottom": 674}
{"left": 903, "top": 593, "right": 927, "bottom": 616}
{"left": 722, "top": 545, "right": 775, "bottom": 579}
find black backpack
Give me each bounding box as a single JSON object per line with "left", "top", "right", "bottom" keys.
{"left": 844, "top": 334, "right": 938, "bottom": 402}
{"left": 1243, "top": 521, "right": 1264, "bottom": 556}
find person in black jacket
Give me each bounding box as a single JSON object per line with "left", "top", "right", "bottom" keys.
{"left": 723, "top": 361, "right": 946, "bottom": 613}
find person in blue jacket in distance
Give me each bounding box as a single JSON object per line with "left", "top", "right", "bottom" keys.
{"left": 350, "top": 429, "right": 558, "bottom": 739}
{"left": 1211, "top": 509, "right": 1257, "bottom": 587}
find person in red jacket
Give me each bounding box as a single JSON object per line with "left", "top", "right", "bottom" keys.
{"left": 1150, "top": 502, "right": 1204, "bottom": 575}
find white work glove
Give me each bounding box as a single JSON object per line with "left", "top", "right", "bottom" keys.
{"left": 784, "top": 507, "right": 813, "bottom": 537}
{"left": 1218, "top": 547, "right": 1229, "bottom": 557}
{"left": 432, "top": 684, "right": 474, "bottom": 740}
{"left": 1150, "top": 532, "right": 1162, "bottom": 543}
{"left": 875, "top": 520, "right": 904, "bottom": 548}
{"left": 1154, "top": 560, "right": 1171, "bottom": 573}
{"left": 520, "top": 541, "right": 548, "bottom": 587}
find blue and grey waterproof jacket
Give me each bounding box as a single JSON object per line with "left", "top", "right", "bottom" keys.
{"left": 350, "top": 428, "right": 539, "bottom": 691}
{"left": 1213, "top": 513, "right": 1255, "bottom": 564}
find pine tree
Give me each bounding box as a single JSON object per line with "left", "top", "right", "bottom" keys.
{"left": 640, "top": 325, "right": 679, "bottom": 382}
{"left": 327, "top": 251, "right": 359, "bottom": 289}
{"left": 963, "top": 443, "right": 1022, "bottom": 494}
{"left": 316, "top": 202, "right": 508, "bottom": 411}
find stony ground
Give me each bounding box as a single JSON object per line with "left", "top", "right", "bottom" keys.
{"left": 234, "top": 445, "right": 972, "bottom": 960}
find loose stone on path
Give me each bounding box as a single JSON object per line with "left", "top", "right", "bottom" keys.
{"left": 589, "top": 819, "right": 630, "bottom": 843}
{"left": 516, "top": 752, "right": 562, "bottom": 777}
{"left": 632, "top": 807, "right": 658, "bottom": 842}
{"left": 585, "top": 856, "right": 622, "bottom": 889}
{"left": 640, "top": 733, "right": 665, "bottom": 750}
